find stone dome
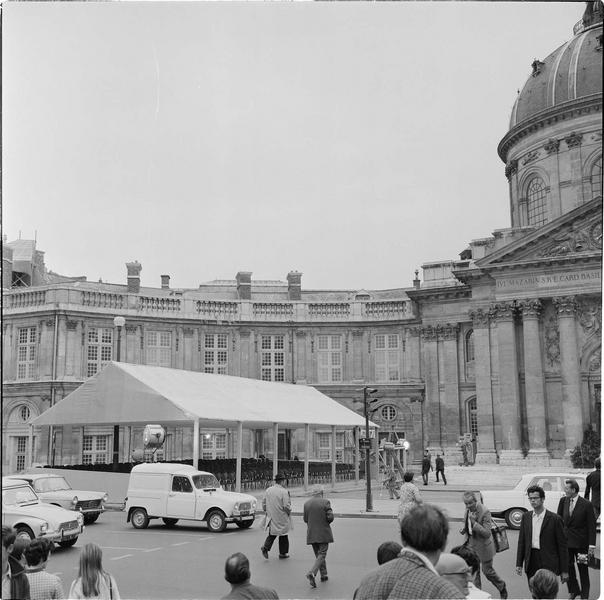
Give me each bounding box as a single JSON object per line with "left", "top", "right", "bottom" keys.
{"left": 508, "top": 2, "right": 603, "bottom": 130}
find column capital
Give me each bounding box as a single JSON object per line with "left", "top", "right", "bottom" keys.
{"left": 407, "top": 326, "right": 421, "bottom": 337}
{"left": 518, "top": 299, "right": 543, "bottom": 318}
{"left": 543, "top": 138, "right": 560, "bottom": 154}
{"left": 125, "top": 324, "right": 138, "bottom": 333}
{"left": 66, "top": 320, "right": 79, "bottom": 331}
{"left": 439, "top": 323, "right": 459, "bottom": 341}
{"left": 505, "top": 159, "right": 518, "bottom": 179}
{"left": 564, "top": 132, "right": 583, "bottom": 149}
{"left": 490, "top": 302, "right": 517, "bottom": 322}
{"left": 469, "top": 308, "right": 490, "bottom": 328}
{"left": 553, "top": 296, "right": 578, "bottom": 316}
{"left": 420, "top": 325, "right": 438, "bottom": 342}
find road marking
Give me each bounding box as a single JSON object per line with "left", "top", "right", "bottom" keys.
{"left": 99, "top": 546, "right": 148, "bottom": 551}
{"left": 170, "top": 542, "right": 190, "bottom": 546}
{"left": 143, "top": 547, "right": 162, "bottom": 553}
{"left": 110, "top": 554, "right": 132, "bottom": 560}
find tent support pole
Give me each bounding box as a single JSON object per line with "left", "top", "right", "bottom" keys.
{"left": 193, "top": 419, "right": 200, "bottom": 468}
{"left": 272, "top": 423, "right": 279, "bottom": 480}
{"left": 331, "top": 425, "right": 337, "bottom": 489}
{"left": 354, "top": 426, "right": 360, "bottom": 486}
{"left": 304, "top": 424, "right": 310, "bottom": 490}
{"left": 236, "top": 421, "right": 243, "bottom": 493}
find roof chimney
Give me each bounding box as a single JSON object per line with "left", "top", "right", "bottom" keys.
{"left": 161, "top": 274, "right": 170, "bottom": 289}
{"left": 413, "top": 269, "right": 421, "bottom": 289}
{"left": 126, "top": 261, "right": 142, "bottom": 294}
{"left": 287, "top": 271, "right": 302, "bottom": 301}
{"left": 236, "top": 271, "right": 252, "bottom": 300}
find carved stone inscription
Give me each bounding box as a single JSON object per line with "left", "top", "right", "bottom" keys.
{"left": 496, "top": 269, "right": 601, "bottom": 293}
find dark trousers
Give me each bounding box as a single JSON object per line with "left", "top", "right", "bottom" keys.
{"left": 526, "top": 549, "right": 543, "bottom": 581}
{"left": 436, "top": 469, "right": 447, "bottom": 484}
{"left": 263, "top": 534, "right": 289, "bottom": 556}
{"left": 567, "top": 547, "right": 590, "bottom": 599}
{"left": 309, "top": 542, "right": 329, "bottom": 578}
{"left": 475, "top": 558, "right": 506, "bottom": 593}
{"left": 422, "top": 472, "right": 429, "bottom": 485}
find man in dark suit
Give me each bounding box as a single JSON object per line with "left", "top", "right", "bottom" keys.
{"left": 302, "top": 486, "right": 334, "bottom": 588}
{"left": 516, "top": 485, "right": 568, "bottom": 590}
{"left": 435, "top": 454, "right": 447, "bottom": 485}
{"left": 354, "top": 503, "right": 463, "bottom": 599}
{"left": 557, "top": 478, "right": 597, "bottom": 600}
{"left": 585, "top": 458, "right": 600, "bottom": 517}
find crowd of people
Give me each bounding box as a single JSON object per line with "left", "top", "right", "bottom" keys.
{"left": 2, "top": 461, "right": 600, "bottom": 600}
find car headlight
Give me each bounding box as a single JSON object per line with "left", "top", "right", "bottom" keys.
{"left": 40, "top": 522, "right": 48, "bottom": 533}
{"left": 102, "top": 493, "right": 109, "bottom": 504}
{"left": 233, "top": 502, "right": 240, "bottom": 512}
{"left": 76, "top": 513, "right": 84, "bottom": 526}
{"left": 71, "top": 496, "right": 79, "bottom": 507}
{"left": 251, "top": 499, "right": 257, "bottom": 510}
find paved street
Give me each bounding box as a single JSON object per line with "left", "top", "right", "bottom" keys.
{"left": 42, "top": 511, "right": 600, "bottom": 600}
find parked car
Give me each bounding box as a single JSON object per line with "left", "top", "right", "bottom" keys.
{"left": 5, "top": 473, "right": 108, "bottom": 524}
{"left": 480, "top": 472, "right": 588, "bottom": 529}
{"left": 125, "top": 463, "right": 257, "bottom": 532}
{"left": 2, "top": 477, "right": 84, "bottom": 547}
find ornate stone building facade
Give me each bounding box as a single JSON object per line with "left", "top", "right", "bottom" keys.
{"left": 2, "top": 3, "right": 602, "bottom": 473}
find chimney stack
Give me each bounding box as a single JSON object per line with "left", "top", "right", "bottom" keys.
{"left": 236, "top": 271, "right": 252, "bottom": 300}
{"left": 413, "top": 269, "right": 421, "bottom": 289}
{"left": 126, "top": 261, "right": 142, "bottom": 294}
{"left": 161, "top": 274, "right": 170, "bottom": 289}
{"left": 287, "top": 271, "right": 302, "bottom": 301}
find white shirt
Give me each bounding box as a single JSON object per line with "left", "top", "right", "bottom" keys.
{"left": 532, "top": 510, "right": 545, "bottom": 548}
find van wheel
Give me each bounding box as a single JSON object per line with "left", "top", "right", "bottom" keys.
{"left": 131, "top": 508, "right": 150, "bottom": 529}
{"left": 162, "top": 518, "right": 179, "bottom": 527}
{"left": 58, "top": 538, "right": 78, "bottom": 548}
{"left": 15, "top": 526, "right": 34, "bottom": 541}
{"left": 236, "top": 520, "right": 254, "bottom": 529}
{"left": 206, "top": 510, "right": 227, "bottom": 532}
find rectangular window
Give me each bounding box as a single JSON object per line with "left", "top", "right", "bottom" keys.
{"left": 87, "top": 328, "right": 113, "bottom": 377}
{"left": 375, "top": 334, "right": 400, "bottom": 382}
{"left": 16, "top": 326, "right": 37, "bottom": 380}
{"left": 82, "top": 435, "right": 109, "bottom": 464}
{"left": 146, "top": 331, "right": 172, "bottom": 367}
{"left": 317, "top": 431, "right": 345, "bottom": 461}
{"left": 15, "top": 437, "right": 27, "bottom": 471}
{"left": 201, "top": 432, "right": 227, "bottom": 459}
{"left": 260, "top": 335, "right": 284, "bottom": 381}
{"left": 204, "top": 334, "right": 228, "bottom": 374}
{"left": 317, "top": 335, "right": 342, "bottom": 383}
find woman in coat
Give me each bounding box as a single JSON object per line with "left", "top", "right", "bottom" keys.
{"left": 397, "top": 471, "right": 423, "bottom": 525}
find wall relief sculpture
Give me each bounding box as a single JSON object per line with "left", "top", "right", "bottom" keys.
{"left": 538, "top": 214, "right": 602, "bottom": 257}
{"left": 543, "top": 306, "right": 560, "bottom": 372}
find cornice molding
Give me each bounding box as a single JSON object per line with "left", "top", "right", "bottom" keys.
{"left": 497, "top": 94, "right": 602, "bottom": 162}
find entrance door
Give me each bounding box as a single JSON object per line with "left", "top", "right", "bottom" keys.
{"left": 278, "top": 431, "right": 290, "bottom": 459}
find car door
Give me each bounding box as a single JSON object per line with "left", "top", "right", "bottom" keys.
{"left": 166, "top": 475, "right": 196, "bottom": 519}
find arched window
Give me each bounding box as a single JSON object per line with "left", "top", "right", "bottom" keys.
{"left": 465, "top": 330, "right": 475, "bottom": 362}
{"left": 467, "top": 398, "right": 478, "bottom": 438}
{"left": 381, "top": 405, "right": 397, "bottom": 421}
{"left": 19, "top": 405, "right": 31, "bottom": 422}
{"left": 591, "top": 156, "right": 602, "bottom": 199}
{"left": 527, "top": 177, "right": 548, "bottom": 227}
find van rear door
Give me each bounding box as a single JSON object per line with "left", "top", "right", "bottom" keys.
{"left": 166, "top": 475, "right": 196, "bottom": 518}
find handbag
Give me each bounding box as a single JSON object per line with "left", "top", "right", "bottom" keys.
{"left": 491, "top": 524, "right": 509, "bottom": 553}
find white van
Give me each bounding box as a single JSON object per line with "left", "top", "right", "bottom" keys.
{"left": 124, "top": 463, "right": 257, "bottom": 532}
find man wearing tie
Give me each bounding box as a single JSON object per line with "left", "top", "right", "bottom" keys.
{"left": 557, "top": 478, "right": 597, "bottom": 600}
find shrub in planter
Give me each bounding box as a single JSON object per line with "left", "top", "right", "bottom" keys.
{"left": 570, "top": 427, "right": 601, "bottom": 468}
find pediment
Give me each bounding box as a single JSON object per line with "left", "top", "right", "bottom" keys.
{"left": 476, "top": 198, "right": 602, "bottom": 270}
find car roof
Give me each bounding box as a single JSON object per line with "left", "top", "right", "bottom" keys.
{"left": 2, "top": 477, "right": 34, "bottom": 488}
{"left": 131, "top": 463, "right": 212, "bottom": 476}
{"left": 521, "top": 472, "right": 588, "bottom": 478}
{"left": 4, "top": 473, "right": 64, "bottom": 481}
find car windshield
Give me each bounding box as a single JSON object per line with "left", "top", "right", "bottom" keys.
{"left": 192, "top": 474, "right": 220, "bottom": 489}
{"left": 34, "top": 477, "right": 72, "bottom": 493}
{"left": 3, "top": 486, "right": 39, "bottom": 505}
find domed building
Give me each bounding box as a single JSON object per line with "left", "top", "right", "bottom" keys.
{"left": 1, "top": 3, "right": 602, "bottom": 473}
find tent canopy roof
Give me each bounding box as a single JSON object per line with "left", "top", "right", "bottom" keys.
{"left": 32, "top": 362, "right": 375, "bottom": 430}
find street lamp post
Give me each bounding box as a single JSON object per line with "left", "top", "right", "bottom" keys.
{"left": 363, "top": 386, "right": 378, "bottom": 512}
{"left": 112, "top": 316, "right": 125, "bottom": 471}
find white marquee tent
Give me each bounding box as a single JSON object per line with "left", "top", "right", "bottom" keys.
{"left": 32, "top": 362, "right": 377, "bottom": 490}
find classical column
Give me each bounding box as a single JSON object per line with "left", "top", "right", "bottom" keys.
{"left": 553, "top": 296, "right": 584, "bottom": 456}
{"left": 492, "top": 302, "right": 524, "bottom": 462}
{"left": 469, "top": 308, "right": 498, "bottom": 463}
{"left": 519, "top": 299, "right": 550, "bottom": 465}
{"left": 421, "top": 326, "right": 439, "bottom": 448}
{"left": 441, "top": 324, "right": 460, "bottom": 449}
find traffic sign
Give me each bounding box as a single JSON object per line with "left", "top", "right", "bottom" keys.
{"left": 359, "top": 437, "right": 372, "bottom": 450}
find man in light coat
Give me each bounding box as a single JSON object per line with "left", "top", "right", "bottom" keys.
{"left": 460, "top": 491, "right": 508, "bottom": 599}
{"left": 303, "top": 486, "right": 334, "bottom": 588}
{"left": 261, "top": 473, "right": 292, "bottom": 560}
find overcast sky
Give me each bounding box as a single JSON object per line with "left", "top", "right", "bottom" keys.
{"left": 2, "top": 1, "right": 584, "bottom": 291}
